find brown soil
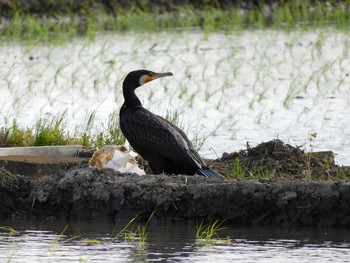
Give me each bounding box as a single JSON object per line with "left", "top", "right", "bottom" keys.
{"left": 0, "top": 139, "right": 350, "bottom": 227}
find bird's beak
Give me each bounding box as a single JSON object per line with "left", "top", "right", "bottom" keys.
{"left": 146, "top": 72, "right": 173, "bottom": 83}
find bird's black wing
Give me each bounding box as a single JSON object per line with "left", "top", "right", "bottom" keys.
{"left": 120, "top": 107, "right": 204, "bottom": 169}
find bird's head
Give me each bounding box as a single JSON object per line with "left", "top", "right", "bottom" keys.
{"left": 123, "top": 69, "right": 173, "bottom": 90}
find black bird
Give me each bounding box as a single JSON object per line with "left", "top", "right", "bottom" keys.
{"left": 119, "top": 69, "right": 222, "bottom": 177}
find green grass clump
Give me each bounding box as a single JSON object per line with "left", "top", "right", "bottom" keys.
{"left": 0, "top": 119, "right": 34, "bottom": 147}
{"left": 34, "top": 112, "right": 69, "bottom": 146}
{"left": 196, "top": 219, "right": 227, "bottom": 245}
{"left": 110, "top": 211, "right": 155, "bottom": 249}
{"left": 0, "top": 111, "right": 125, "bottom": 148}
{"left": 230, "top": 157, "right": 246, "bottom": 179}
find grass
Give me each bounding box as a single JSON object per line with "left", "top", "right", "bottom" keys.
{"left": 1, "top": 2, "right": 350, "bottom": 43}
{"left": 0, "top": 108, "right": 217, "bottom": 151}
{"left": 110, "top": 211, "right": 154, "bottom": 249}
{"left": 195, "top": 219, "right": 227, "bottom": 245}
{"left": 0, "top": 111, "right": 125, "bottom": 148}
{"left": 48, "top": 225, "right": 69, "bottom": 253}
{"left": 230, "top": 157, "right": 246, "bottom": 179}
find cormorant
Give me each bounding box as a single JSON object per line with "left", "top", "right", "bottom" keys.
{"left": 119, "top": 69, "right": 222, "bottom": 177}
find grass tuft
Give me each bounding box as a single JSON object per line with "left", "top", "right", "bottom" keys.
{"left": 0, "top": 111, "right": 125, "bottom": 148}
{"left": 195, "top": 219, "right": 227, "bottom": 245}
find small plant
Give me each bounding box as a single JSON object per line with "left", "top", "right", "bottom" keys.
{"left": 35, "top": 111, "right": 69, "bottom": 146}
{"left": 305, "top": 132, "right": 317, "bottom": 179}
{"left": 109, "top": 216, "right": 137, "bottom": 243}
{"left": 251, "top": 167, "right": 273, "bottom": 179}
{"left": 137, "top": 211, "right": 154, "bottom": 247}
{"left": 230, "top": 157, "right": 246, "bottom": 179}
{"left": 0, "top": 226, "right": 17, "bottom": 236}
{"left": 110, "top": 211, "right": 154, "bottom": 249}
{"left": 195, "top": 219, "right": 226, "bottom": 245}
{"left": 97, "top": 111, "right": 126, "bottom": 147}
{"left": 48, "top": 225, "right": 68, "bottom": 253}
{"left": 0, "top": 119, "right": 33, "bottom": 147}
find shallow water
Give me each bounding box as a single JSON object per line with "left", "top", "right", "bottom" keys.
{"left": 1, "top": 221, "right": 350, "bottom": 262}
{"left": 0, "top": 29, "right": 349, "bottom": 164}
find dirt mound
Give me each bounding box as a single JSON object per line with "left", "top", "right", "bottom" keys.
{"left": 209, "top": 139, "right": 344, "bottom": 180}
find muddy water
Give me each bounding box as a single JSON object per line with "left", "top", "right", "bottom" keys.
{"left": 0, "top": 221, "right": 350, "bottom": 262}
{"left": 0, "top": 30, "right": 350, "bottom": 164}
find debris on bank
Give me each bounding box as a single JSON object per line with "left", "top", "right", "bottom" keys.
{"left": 89, "top": 145, "right": 145, "bottom": 175}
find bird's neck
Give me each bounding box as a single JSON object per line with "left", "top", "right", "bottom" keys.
{"left": 122, "top": 87, "right": 142, "bottom": 109}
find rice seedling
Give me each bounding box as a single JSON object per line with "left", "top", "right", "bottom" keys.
{"left": 195, "top": 219, "right": 227, "bottom": 245}
{"left": 136, "top": 211, "right": 154, "bottom": 248}
{"left": 110, "top": 212, "right": 154, "bottom": 249}
{"left": 48, "top": 225, "right": 68, "bottom": 253}
{"left": 109, "top": 216, "right": 137, "bottom": 243}
{"left": 0, "top": 226, "right": 16, "bottom": 236}
{"left": 1, "top": 2, "right": 350, "bottom": 44}
{"left": 0, "top": 226, "right": 18, "bottom": 262}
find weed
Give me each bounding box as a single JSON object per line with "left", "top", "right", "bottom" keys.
{"left": 230, "top": 157, "right": 246, "bottom": 179}
{"left": 35, "top": 111, "right": 69, "bottom": 146}
{"left": 0, "top": 119, "right": 33, "bottom": 147}
{"left": 305, "top": 132, "right": 317, "bottom": 179}
{"left": 251, "top": 167, "right": 273, "bottom": 179}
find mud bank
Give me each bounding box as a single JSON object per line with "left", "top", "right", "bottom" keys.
{"left": 1, "top": 140, "right": 350, "bottom": 227}
{"left": 0, "top": 163, "right": 349, "bottom": 227}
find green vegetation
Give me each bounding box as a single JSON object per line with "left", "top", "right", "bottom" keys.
{"left": 230, "top": 157, "right": 246, "bottom": 179}
{"left": 48, "top": 225, "right": 69, "bottom": 253}
{"left": 110, "top": 211, "right": 154, "bottom": 248}
{"left": 1, "top": 1, "right": 350, "bottom": 43}
{"left": 0, "top": 226, "right": 16, "bottom": 236}
{"left": 0, "top": 112, "right": 126, "bottom": 148}
{"left": 195, "top": 219, "right": 227, "bottom": 245}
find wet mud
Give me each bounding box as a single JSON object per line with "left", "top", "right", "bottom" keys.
{"left": 1, "top": 140, "right": 350, "bottom": 227}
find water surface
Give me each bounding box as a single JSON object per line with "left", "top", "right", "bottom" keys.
{"left": 1, "top": 221, "right": 350, "bottom": 262}
{"left": 0, "top": 30, "right": 349, "bottom": 163}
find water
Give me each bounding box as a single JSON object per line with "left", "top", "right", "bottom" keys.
{"left": 0, "top": 30, "right": 350, "bottom": 164}
{"left": 1, "top": 221, "right": 350, "bottom": 262}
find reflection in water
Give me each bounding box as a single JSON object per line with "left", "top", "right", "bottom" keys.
{"left": 1, "top": 221, "right": 350, "bottom": 262}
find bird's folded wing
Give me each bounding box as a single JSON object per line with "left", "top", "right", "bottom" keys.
{"left": 121, "top": 109, "right": 203, "bottom": 168}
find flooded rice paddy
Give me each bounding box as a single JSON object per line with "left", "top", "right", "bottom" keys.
{"left": 0, "top": 30, "right": 350, "bottom": 164}
{"left": 1, "top": 221, "right": 350, "bottom": 262}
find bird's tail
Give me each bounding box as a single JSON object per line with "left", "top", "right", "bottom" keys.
{"left": 197, "top": 167, "right": 224, "bottom": 178}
